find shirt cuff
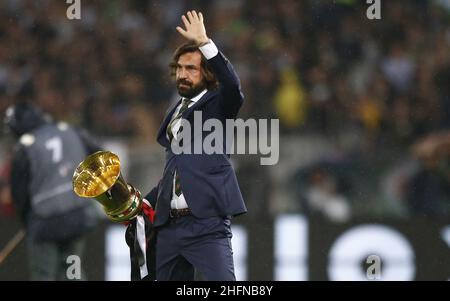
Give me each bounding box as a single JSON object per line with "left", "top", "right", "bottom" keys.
{"left": 199, "top": 39, "right": 219, "bottom": 60}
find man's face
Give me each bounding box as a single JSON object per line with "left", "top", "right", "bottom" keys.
{"left": 176, "top": 51, "right": 206, "bottom": 98}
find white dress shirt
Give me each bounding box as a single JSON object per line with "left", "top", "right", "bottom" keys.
{"left": 170, "top": 39, "right": 219, "bottom": 210}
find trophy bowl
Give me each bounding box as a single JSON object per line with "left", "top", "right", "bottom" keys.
{"left": 72, "top": 151, "right": 142, "bottom": 222}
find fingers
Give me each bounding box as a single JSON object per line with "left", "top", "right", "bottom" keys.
{"left": 176, "top": 26, "right": 187, "bottom": 36}
{"left": 187, "top": 11, "right": 194, "bottom": 23}
{"left": 184, "top": 10, "right": 201, "bottom": 24}
{"left": 181, "top": 15, "right": 190, "bottom": 29}
{"left": 178, "top": 10, "right": 204, "bottom": 37}
{"left": 191, "top": 10, "right": 199, "bottom": 22}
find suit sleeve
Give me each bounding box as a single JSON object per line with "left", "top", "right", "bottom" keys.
{"left": 144, "top": 180, "right": 161, "bottom": 209}
{"left": 10, "top": 145, "right": 31, "bottom": 225}
{"left": 199, "top": 40, "right": 244, "bottom": 117}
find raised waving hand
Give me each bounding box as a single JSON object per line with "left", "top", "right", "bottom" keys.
{"left": 176, "top": 10, "right": 210, "bottom": 46}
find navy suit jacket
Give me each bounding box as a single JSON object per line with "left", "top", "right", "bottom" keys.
{"left": 145, "top": 49, "right": 247, "bottom": 227}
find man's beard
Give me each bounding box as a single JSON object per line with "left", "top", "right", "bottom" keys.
{"left": 176, "top": 80, "right": 206, "bottom": 99}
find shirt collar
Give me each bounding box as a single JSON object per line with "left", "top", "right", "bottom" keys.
{"left": 182, "top": 89, "right": 208, "bottom": 104}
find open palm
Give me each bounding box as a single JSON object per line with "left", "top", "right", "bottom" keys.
{"left": 176, "top": 10, "right": 209, "bottom": 45}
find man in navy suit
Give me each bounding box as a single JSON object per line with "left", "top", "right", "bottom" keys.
{"left": 144, "top": 10, "right": 247, "bottom": 281}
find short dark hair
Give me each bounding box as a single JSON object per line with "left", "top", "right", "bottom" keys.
{"left": 169, "top": 42, "right": 218, "bottom": 91}
{"left": 4, "top": 101, "right": 47, "bottom": 137}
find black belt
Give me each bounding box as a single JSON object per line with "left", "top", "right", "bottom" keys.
{"left": 170, "top": 208, "right": 192, "bottom": 218}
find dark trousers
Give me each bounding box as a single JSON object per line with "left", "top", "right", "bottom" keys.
{"left": 155, "top": 215, "right": 235, "bottom": 281}
{"left": 27, "top": 236, "right": 86, "bottom": 281}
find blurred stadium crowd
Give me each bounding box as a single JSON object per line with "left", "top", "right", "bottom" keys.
{"left": 0, "top": 0, "right": 449, "bottom": 222}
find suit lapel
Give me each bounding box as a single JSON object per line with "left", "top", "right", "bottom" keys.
{"left": 156, "top": 90, "right": 218, "bottom": 147}
{"left": 157, "top": 98, "right": 182, "bottom": 146}
{"left": 182, "top": 90, "right": 216, "bottom": 119}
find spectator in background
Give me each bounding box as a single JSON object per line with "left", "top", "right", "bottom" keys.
{"left": 304, "top": 168, "right": 351, "bottom": 223}
{"left": 406, "top": 132, "right": 450, "bottom": 218}
{"left": 381, "top": 44, "right": 416, "bottom": 93}
{"left": 3, "top": 101, "right": 101, "bottom": 280}
{"left": 293, "top": 162, "right": 352, "bottom": 223}
{"left": 275, "top": 68, "right": 307, "bottom": 130}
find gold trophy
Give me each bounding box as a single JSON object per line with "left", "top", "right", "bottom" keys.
{"left": 72, "top": 151, "right": 143, "bottom": 222}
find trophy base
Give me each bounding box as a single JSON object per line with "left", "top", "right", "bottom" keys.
{"left": 105, "top": 185, "right": 143, "bottom": 222}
